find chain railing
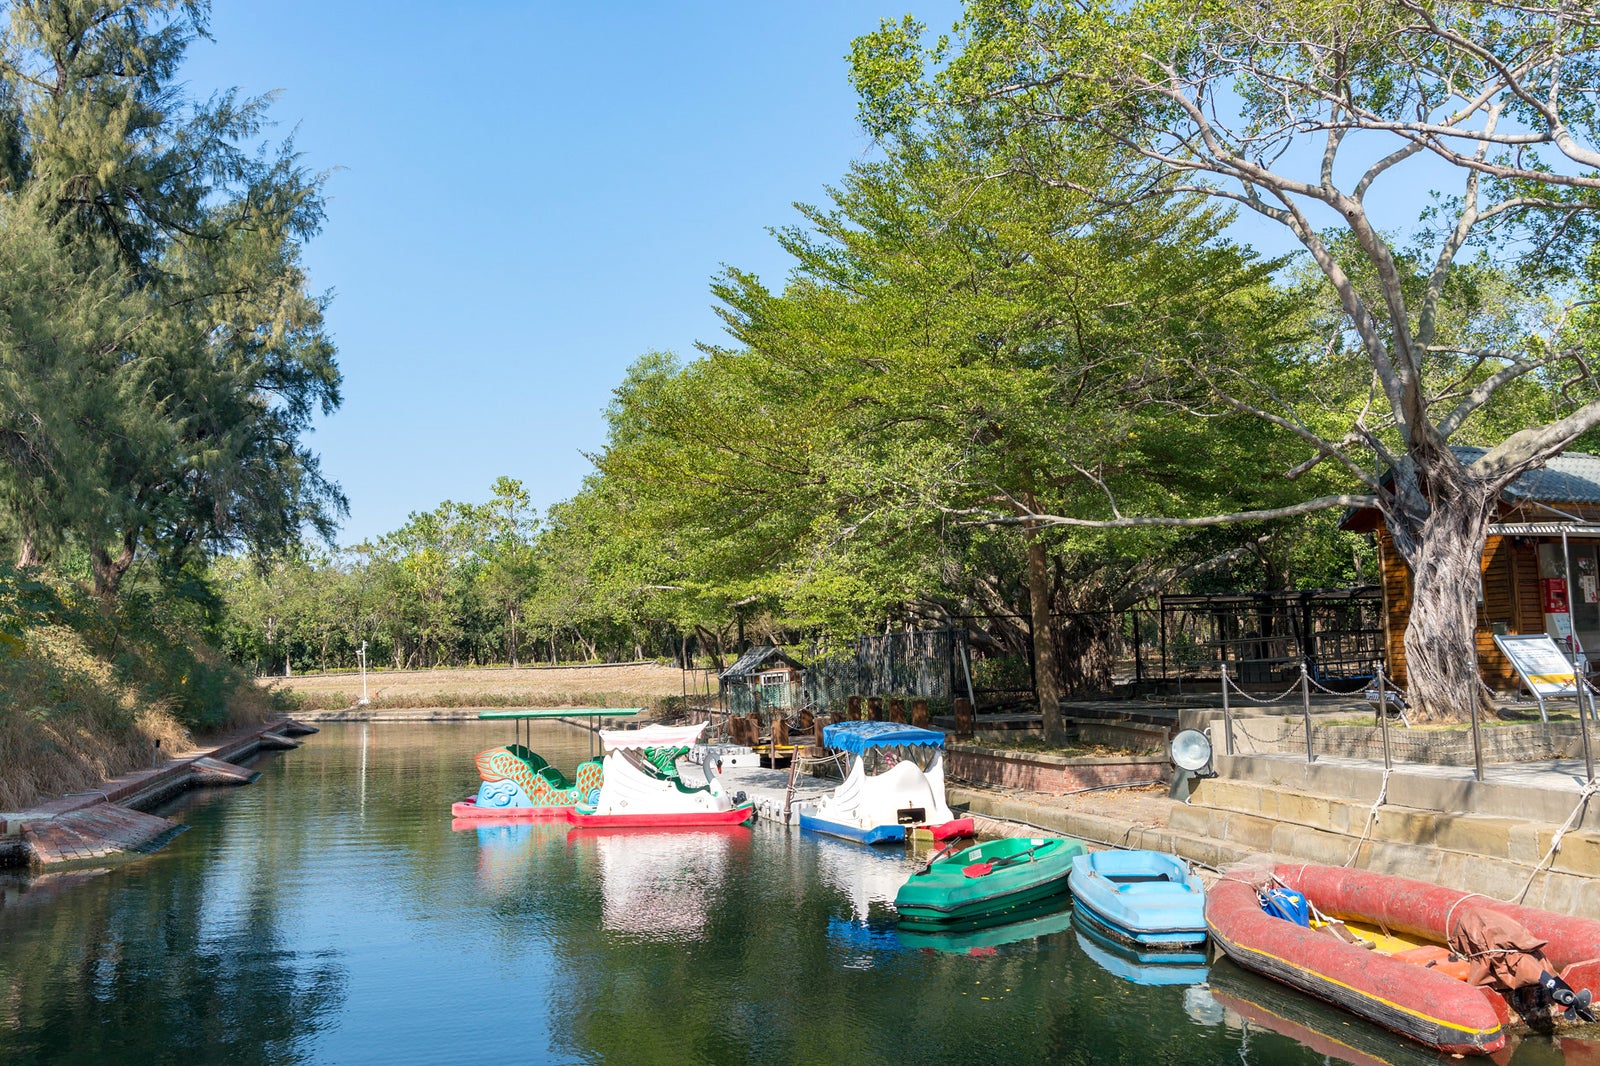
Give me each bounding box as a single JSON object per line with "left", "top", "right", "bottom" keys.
{"left": 1219, "top": 660, "right": 1435, "bottom": 777}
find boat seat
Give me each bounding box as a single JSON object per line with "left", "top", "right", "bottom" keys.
{"left": 1105, "top": 874, "right": 1173, "bottom": 885}
{"left": 620, "top": 747, "right": 713, "bottom": 796}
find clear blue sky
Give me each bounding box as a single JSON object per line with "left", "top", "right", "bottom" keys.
{"left": 180, "top": 1, "right": 959, "bottom": 546}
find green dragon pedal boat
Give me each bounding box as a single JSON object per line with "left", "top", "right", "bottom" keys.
{"left": 894, "top": 836, "right": 1085, "bottom": 925}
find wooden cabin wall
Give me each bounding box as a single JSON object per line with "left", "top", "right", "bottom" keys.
{"left": 1375, "top": 528, "right": 1410, "bottom": 686}
{"left": 1478, "top": 535, "right": 1516, "bottom": 689}
{"left": 1375, "top": 528, "right": 1520, "bottom": 691}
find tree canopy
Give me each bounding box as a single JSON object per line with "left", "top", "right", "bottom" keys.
{"left": 0, "top": 0, "right": 342, "bottom": 595}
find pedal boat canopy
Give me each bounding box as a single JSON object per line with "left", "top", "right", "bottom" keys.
{"left": 821, "top": 721, "right": 946, "bottom": 756}
{"left": 598, "top": 722, "right": 709, "bottom": 752}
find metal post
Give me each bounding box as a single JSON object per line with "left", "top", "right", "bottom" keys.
{"left": 1221, "top": 662, "right": 1235, "bottom": 756}
{"left": 1300, "top": 662, "right": 1315, "bottom": 763}
{"left": 1377, "top": 664, "right": 1391, "bottom": 772}
{"left": 1579, "top": 654, "right": 1596, "bottom": 783}
{"left": 358, "top": 641, "right": 369, "bottom": 706}
{"left": 1133, "top": 609, "right": 1144, "bottom": 687}
{"left": 1468, "top": 686, "right": 1485, "bottom": 783}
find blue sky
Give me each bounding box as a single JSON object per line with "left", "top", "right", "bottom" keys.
{"left": 180, "top": 1, "right": 959, "bottom": 545}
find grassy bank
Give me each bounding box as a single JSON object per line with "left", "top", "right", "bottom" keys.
{"left": 0, "top": 571, "right": 279, "bottom": 811}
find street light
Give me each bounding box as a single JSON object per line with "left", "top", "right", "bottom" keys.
{"left": 358, "top": 640, "right": 369, "bottom": 706}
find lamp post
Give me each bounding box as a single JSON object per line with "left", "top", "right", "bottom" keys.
{"left": 358, "top": 640, "right": 369, "bottom": 706}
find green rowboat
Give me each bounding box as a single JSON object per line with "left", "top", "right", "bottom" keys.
{"left": 894, "top": 836, "right": 1086, "bottom": 925}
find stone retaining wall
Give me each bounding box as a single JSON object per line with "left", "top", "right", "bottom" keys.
{"left": 946, "top": 745, "right": 1170, "bottom": 795}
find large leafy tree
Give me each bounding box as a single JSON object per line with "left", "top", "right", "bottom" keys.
{"left": 591, "top": 147, "right": 1332, "bottom": 737}
{"left": 852, "top": 1, "right": 1600, "bottom": 719}
{"left": 0, "top": 0, "right": 342, "bottom": 594}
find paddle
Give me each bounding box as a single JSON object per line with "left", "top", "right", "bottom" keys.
{"left": 913, "top": 839, "right": 964, "bottom": 877}
{"left": 964, "top": 843, "right": 1044, "bottom": 878}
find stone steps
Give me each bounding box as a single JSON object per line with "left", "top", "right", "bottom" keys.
{"left": 1179, "top": 768, "right": 1600, "bottom": 917}
{"left": 1214, "top": 752, "right": 1600, "bottom": 828}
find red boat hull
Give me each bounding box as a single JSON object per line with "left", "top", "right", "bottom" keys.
{"left": 1208, "top": 863, "right": 1600, "bottom": 1056}
{"left": 925, "top": 816, "right": 975, "bottom": 841}
{"left": 566, "top": 804, "right": 756, "bottom": 829}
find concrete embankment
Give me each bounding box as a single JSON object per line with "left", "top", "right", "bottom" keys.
{"left": 0, "top": 718, "right": 316, "bottom": 870}
{"left": 952, "top": 749, "right": 1600, "bottom": 920}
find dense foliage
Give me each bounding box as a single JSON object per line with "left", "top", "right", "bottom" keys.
{"left": 0, "top": 0, "right": 338, "bottom": 807}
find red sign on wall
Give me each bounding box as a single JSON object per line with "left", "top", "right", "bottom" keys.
{"left": 1543, "top": 577, "right": 1571, "bottom": 614}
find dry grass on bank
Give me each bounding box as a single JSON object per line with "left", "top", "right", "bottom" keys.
{"left": 0, "top": 619, "right": 280, "bottom": 813}
{"left": 274, "top": 663, "right": 704, "bottom": 712}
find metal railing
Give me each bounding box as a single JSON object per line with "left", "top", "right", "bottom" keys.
{"left": 1218, "top": 661, "right": 1597, "bottom": 784}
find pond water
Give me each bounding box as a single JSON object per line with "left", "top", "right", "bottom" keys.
{"left": 0, "top": 721, "right": 1594, "bottom": 1065}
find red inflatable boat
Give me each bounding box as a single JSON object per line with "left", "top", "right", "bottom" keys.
{"left": 1206, "top": 863, "right": 1600, "bottom": 1056}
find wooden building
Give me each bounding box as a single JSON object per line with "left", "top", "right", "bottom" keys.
{"left": 1342, "top": 447, "right": 1600, "bottom": 690}
{"left": 719, "top": 645, "right": 806, "bottom": 720}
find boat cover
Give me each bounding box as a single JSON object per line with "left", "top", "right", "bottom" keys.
{"left": 1449, "top": 907, "right": 1551, "bottom": 990}
{"left": 598, "top": 722, "right": 708, "bottom": 752}
{"left": 821, "top": 720, "right": 946, "bottom": 756}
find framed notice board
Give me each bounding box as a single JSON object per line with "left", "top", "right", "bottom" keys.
{"left": 1491, "top": 632, "right": 1594, "bottom": 722}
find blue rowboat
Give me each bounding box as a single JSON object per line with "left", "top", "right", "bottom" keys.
{"left": 1068, "top": 849, "right": 1206, "bottom": 949}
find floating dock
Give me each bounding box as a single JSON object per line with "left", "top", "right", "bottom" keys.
{"left": 689, "top": 744, "right": 836, "bottom": 826}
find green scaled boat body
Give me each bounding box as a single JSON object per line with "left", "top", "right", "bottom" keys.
{"left": 894, "top": 836, "right": 1085, "bottom": 925}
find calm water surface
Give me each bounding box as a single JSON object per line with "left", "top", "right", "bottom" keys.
{"left": 0, "top": 722, "right": 1593, "bottom": 1065}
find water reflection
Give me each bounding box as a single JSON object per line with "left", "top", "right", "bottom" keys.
{"left": 460, "top": 819, "right": 571, "bottom": 898}
{"left": 1073, "top": 918, "right": 1208, "bottom": 987}
{"left": 1, "top": 721, "right": 1593, "bottom": 1066}
{"left": 566, "top": 826, "right": 748, "bottom": 941}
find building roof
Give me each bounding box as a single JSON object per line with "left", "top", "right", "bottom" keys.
{"left": 718, "top": 645, "right": 803, "bottom": 681}
{"left": 1344, "top": 447, "right": 1600, "bottom": 531}
{"left": 1453, "top": 446, "right": 1600, "bottom": 506}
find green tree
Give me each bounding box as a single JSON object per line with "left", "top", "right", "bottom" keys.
{"left": 0, "top": 0, "right": 342, "bottom": 594}
{"left": 852, "top": 1, "right": 1600, "bottom": 719}
{"left": 470, "top": 476, "right": 539, "bottom": 666}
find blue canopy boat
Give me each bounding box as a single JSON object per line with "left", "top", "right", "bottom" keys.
{"left": 1067, "top": 849, "right": 1206, "bottom": 949}
{"left": 798, "top": 721, "right": 973, "bottom": 845}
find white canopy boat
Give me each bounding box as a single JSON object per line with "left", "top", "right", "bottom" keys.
{"left": 568, "top": 722, "right": 756, "bottom": 828}
{"left": 798, "top": 721, "right": 973, "bottom": 845}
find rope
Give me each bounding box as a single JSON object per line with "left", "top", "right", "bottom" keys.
{"left": 1510, "top": 778, "right": 1600, "bottom": 904}
{"left": 1342, "top": 766, "right": 1392, "bottom": 867}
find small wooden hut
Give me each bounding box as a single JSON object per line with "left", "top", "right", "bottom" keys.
{"left": 720, "top": 645, "right": 806, "bottom": 718}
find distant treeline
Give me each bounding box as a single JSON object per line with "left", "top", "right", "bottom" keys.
{"left": 210, "top": 477, "right": 708, "bottom": 675}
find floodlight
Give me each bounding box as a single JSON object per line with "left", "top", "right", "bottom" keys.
{"left": 1169, "top": 728, "right": 1215, "bottom": 777}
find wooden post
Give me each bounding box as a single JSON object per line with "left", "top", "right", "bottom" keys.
{"left": 867, "top": 697, "right": 884, "bottom": 721}
{"left": 847, "top": 695, "right": 862, "bottom": 721}
{"left": 954, "top": 697, "right": 974, "bottom": 738}
{"left": 911, "top": 698, "right": 929, "bottom": 727}
{"left": 888, "top": 698, "right": 906, "bottom": 723}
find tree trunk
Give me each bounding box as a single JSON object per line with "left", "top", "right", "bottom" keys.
{"left": 16, "top": 529, "right": 40, "bottom": 568}
{"left": 1388, "top": 474, "right": 1499, "bottom": 722}
{"left": 1056, "top": 613, "right": 1116, "bottom": 697}
{"left": 1027, "top": 535, "right": 1066, "bottom": 743}
{"left": 90, "top": 537, "right": 136, "bottom": 599}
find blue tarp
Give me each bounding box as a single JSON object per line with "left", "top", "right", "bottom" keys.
{"left": 821, "top": 720, "right": 946, "bottom": 756}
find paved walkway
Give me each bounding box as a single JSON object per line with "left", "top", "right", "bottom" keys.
{"left": 1, "top": 718, "right": 311, "bottom": 869}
